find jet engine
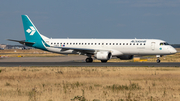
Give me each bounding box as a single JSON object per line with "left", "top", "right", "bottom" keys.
{"left": 117, "top": 55, "right": 134, "bottom": 60}
{"left": 94, "top": 51, "right": 112, "bottom": 60}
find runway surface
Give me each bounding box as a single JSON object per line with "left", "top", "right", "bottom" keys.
{"left": 0, "top": 62, "right": 180, "bottom": 67}
{"left": 0, "top": 56, "right": 180, "bottom": 67}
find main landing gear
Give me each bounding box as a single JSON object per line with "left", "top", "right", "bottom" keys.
{"left": 85, "top": 55, "right": 108, "bottom": 63}
{"left": 156, "top": 55, "right": 161, "bottom": 63}
{"left": 85, "top": 58, "right": 108, "bottom": 63}
{"left": 85, "top": 58, "right": 93, "bottom": 63}
{"left": 101, "top": 60, "right": 107, "bottom": 63}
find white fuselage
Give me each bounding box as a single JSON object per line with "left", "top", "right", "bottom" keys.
{"left": 43, "top": 38, "right": 177, "bottom": 56}
{"left": 9, "top": 15, "right": 177, "bottom": 63}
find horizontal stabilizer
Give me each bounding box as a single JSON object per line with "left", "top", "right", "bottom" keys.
{"left": 7, "top": 39, "right": 35, "bottom": 44}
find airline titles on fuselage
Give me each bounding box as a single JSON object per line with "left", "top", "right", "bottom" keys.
{"left": 131, "top": 40, "right": 146, "bottom": 43}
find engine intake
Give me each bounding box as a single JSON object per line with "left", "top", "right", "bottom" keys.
{"left": 94, "top": 51, "right": 112, "bottom": 60}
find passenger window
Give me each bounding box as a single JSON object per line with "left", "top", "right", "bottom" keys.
{"left": 113, "top": 43, "right": 115, "bottom": 45}
{"left": 76, "top": 43, "right": 78, "bottom": 45}
{"left": 91, "top": 43, "right": 93, "bottom": 45}
{"left": 144, "top": 43, "right": 146, "bottom": 45}
{"left": 123, "top": 43, "right": 125, "bottom": 45}
{"left": 102, "top": 43, "right": 104, "bottom": 45}
{"left": 82, "top": 43, "right": 83, "bottom": 45}
{"left": 106, "top": 43, "right": 108, "bottom": 45}
{"left": 79, "top": 43, "right": 81, "bottom": 45}
{"left": 133, "top": 43, "right": 135, "bottom": 45}
{"left": 54, "top": 43, "right": 56, "bottom": 44}
{"left": 109, "top": 43, "right": 111, "bottom": 45}
{"left": 99, "top": 43, "right": 100, "bottom": 45}
{"left": 119, "top": 43, "right": 121, "bottom": 45}
{"left": 126, "top": 43, "right": 128, "bottom": 45}
{"left": 88, "top": 43, "right": 90, "bottom": 45}
{"left": 140, "top": 43, "right": 142, "bottom": 45}
{"left": 116, "top": 43, "right": 118, "bottom": 45}
{"left": 67, "top": 43, "right": 68, "bottom": 45}
{"left": 137, "top": 43, "right": 138, "bottom": 45}
{"left": 130, "top": 43, "right": 131, "bottom": 45}
{"left": 95, "top": 43, "right": 96, "bottom": 45}
{"left": 51, "top": 43, "right": 53, "bottom": 44}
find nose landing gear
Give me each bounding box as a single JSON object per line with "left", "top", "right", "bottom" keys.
{"left": 156, "top": 55, "right": 162, "bottom": 63}
{"left": 156, "top": 58, "right": 161, "bottom": 63}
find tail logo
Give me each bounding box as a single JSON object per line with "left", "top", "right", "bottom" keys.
{"left": 26, "top": 26, "right": 36, "bottom": 36}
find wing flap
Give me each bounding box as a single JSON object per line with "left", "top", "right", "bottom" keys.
{"left": 52, "top": 46, "right": 95, "bottom": 51}
{"left": 50, "top": 46, "right": 113, "bottom": 55}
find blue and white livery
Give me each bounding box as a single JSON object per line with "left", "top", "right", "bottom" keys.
{"left": 8, "top": 15, "right": 177, "bottom": 63}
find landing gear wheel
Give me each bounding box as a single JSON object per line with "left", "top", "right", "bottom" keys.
{"left": 101, "top": 60, "right": 108, "bottom": 63}
{"left": 156, "top": 59, "right": 160, "bottom": 63}
{"left": 86, "top": 58, "right": 93, "bottom": 63}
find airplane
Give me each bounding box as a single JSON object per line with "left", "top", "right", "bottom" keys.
{"left": 8, "top": 15, "right": 177, "bottom": 63}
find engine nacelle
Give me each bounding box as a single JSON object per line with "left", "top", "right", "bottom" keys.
{"left": 94, "top": 51, "right": 112, "bottom": 60}
{"left": 117, "top": 55, "right": 134, "bottom": 60}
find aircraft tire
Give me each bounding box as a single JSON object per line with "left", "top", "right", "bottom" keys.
{"left": 86, "top": 58, "right": 93, "bottom": 63}
{"left": 101, "top": 60, "right": 107, "bottom": 63}
{"left": 156, "top": 59, "right": 160, "bottom": 63}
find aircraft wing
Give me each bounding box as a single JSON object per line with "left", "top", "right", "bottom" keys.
{"left": 51, "top": 46, "right": 108, "bottom": 54}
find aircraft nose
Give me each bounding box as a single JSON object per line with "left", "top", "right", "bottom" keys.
{"left": 170, "top": 48, "right": 177, "bottom": 54}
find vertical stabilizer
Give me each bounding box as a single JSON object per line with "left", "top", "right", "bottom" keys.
{"left": 21, "top": 15, "right": 49, "bottom": 42}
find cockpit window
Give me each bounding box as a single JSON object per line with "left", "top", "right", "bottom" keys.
{"left": 164, "top": 42, "right": 169, "bottom": 45}
{"left": 160, "top": 42, "right": 169, "bottom": 45}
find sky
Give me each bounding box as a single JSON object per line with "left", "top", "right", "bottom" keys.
{"left": 1, "top": 0, "right": 180, "bottom": 45}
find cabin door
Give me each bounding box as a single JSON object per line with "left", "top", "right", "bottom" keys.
{"left": 151, "top": 42, "right": 155, "bottom": 50}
